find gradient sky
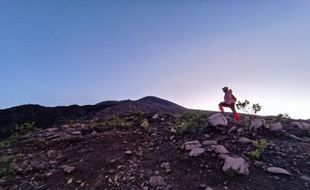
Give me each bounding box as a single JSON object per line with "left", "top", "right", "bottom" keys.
{"left": 1, "top": 0, "right": 310, "bottom": 119}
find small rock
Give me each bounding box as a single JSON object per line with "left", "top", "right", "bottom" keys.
{"left": 141, "top": 120, "right": 149, "bottom": 128}
{"left": 189, "top": 148, "right": 206, "bottom": 157}
{"left": 288, "top": 134, "right": 302, "bottom": 141}
{"left": 182, "top": 140, "right": 201, "bottom": 151}
{"left": 67, "top": 178, "right": 73, "bottom": 184}
{"left": 160, "top": 162, "right": 170, "bottom": 169}
{"left": 63, "top": 166, "right": 75, "bottom": 174}
{"left": 238, "top": 137, "right": 253, "bottom": 144}
{"left": 165, "top": 169, "right": 172, "bottom": 173}
{"left": 200, "top": 184, "right": 207, "bottom": 188}
{"left": 202, "top": 140, "right": 217, "bottom": 146}
{"left": 228, "top": 126, "right": 238, "bottom": 134}
{"left": 205, "top": 187, "right": 214, "bottom": 190}
{"left": 125, "top": 151, "right": 132, "bottom": 155}
{"left": 302, "top": 137, "right": 310, "bottom": 142}
{"left": 212, "top": 145, "right": 229, "bottom": 155}
{"left": 300, "top": 176, "right": 310, "bottom": 182}
{"left": 149, "top": 176, "right": 166, "bottom": 187}
{"left": 237, "top": 128, "right": 243, "bottom": 135}
{"left": 46, "top": 127, "right": 59, "bottom": 133}
{"left": 204, "top": 134, "right": 210, "bottom": 138}
{"left": 71, "top": 131, "right": 82, "bottom": 135}
{"left": 254, "top": 161, "right": 265, "bottom": 167}
{"left": 266, "top": 167, "right": 291, "bottom": 175}
{"left": 170, "top": 128, "right": 177, "bottom": 134}
{"left": 152, "top": 114, "right": 159, "bottom": 119}
{"left": 222, "top": 156, "right": 249, "bottom": 176}
{"left": 47, "top": 150, "right": 56, "bottom": 158}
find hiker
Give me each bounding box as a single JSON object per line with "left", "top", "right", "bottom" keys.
{"left": 219, "top": 86, "right": 240, "bottom": 122}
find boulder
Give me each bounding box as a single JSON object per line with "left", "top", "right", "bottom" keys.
{"left": 270, "top": 122, "right": 283, "bottom": 131}
{"left": 222, "top": 156, "right": 249, "bottom": 176}
{"left": 291, "top": 121, "right": 310, "bottom": 130}
{"left": 266, "top": 167, "right": 291, "bottom": 175}
{"left": 208, "top": 113, "right": 228, "bottom": 127}
{"left": 149, "top": 176, "right": 166, "bottom": 187}
{"left": 250, "top": 118, "right": 265, "bottom": 131}
{"left": 189, "top": 148, "right": 206, "bottom": 157}
{"left": 182, "top": 140, "right": 201, "bottom": 151}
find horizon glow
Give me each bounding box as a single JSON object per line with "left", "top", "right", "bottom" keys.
{"left": 0, "top": 1, "right": 309, "bottom": 119}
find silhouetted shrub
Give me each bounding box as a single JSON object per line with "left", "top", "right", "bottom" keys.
{"left": 236, "top": 100, "right": 262, "bottom": 114}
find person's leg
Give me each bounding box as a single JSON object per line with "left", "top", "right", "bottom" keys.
{"left": 230, "top": 103, "right": 240, "bottom": 122}
{"left": 219, "top": 102, "right": 229, "bottom": 113}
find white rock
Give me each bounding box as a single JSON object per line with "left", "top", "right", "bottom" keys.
{"left": 189, "top": 148, "right": 206, "bottom": 157}
{"left": 238, "top": 137, "right": 253, "bottom": 144}
{"left": 208, "top": 113, "right": 228, "bottom": 126}
{"left": 149, "top": 176, "right": 166, "bottom": 187}
{"left": 223, "top": 156, "right": 249, "bottom": 176}
{"left": 71, "top": 131, "right": 82, "bottom": 135}
{"left": 291, "top": 121, "right": 310, "bottom": 130}
{"left": 266, "top": 167, "right": 291, "bottom": 175}
{"left": 63, "top": 166, "right": 75, "bottom": 174}
{"left": 125, "top": 151, "right": 132, "bottom": 155}
{"left": 212, "top": 145, "right": 229, "bottom": 155}
{"left": 270, "top": 122, "right": 283, "bottom": 131}
{"left": 152, "top": 114, "right": 159, "bottom": 119}
{"left": 202, "top": 140, "right": 217, "bottom": 146}
{"left": 141, "top": 120, "right": 149, "bottom": 128}
{"left": 205, "top": 187, "right": 214, "bottom": 190}
{"left": 170, "top": 128, "right": 177, "bottom": 134}
{"left": 46, "top": 127, "right": 59, "bottom": 133}
{"left": 182, "top": 140, "right": 201, "bottom": 151}
{"left": 250, "top": 118, "right": 265, "bottom": 130}
{"left": 67, "top": 178, "right": 73, "bottom": 184}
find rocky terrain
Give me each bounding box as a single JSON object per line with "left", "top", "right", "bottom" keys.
{"left": 0, "top": 97, "right": 310, "bottom": 190}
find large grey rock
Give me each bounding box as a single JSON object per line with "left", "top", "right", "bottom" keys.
{"left": 182, "top": 140, "right": 201, "bottom": 151}
{"left": 208, "top": 113, "right": 228, "bottom": 126}
{"left": 270, "top": 122, "right": 283, "bottom": 131}
{"left": 189, "top": 148, "right": 206, "bottom": 157}
{"left": 250, "top": 118, "right": 265, "bottom": 131}
{"left": 266, "top": 167, "right": 291, "bottom": 175}
{"left": 149, "top": 176, "right": 166, "bottom": 187}
{"left": 291, "top": 121, "right": 310, "bottom": 130}
{"left": 222, "top": 156, "right": 249, "bottom": 176}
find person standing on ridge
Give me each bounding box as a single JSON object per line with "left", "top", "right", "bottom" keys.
{"left": 219, "top": 86, "right": 240, "bottom": 122}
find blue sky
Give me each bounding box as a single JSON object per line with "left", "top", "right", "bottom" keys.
{"left": 1, "top": 0, "right": 310, "bottom": 119}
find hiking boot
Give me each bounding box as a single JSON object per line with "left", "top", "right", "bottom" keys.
{"left": 233, "top": 113, "right": 240, "bottom": 122}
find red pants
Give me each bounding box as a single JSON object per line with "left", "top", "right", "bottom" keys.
{"left": 219, "top": 102, "right": 240, "bottom": 122}
{"left": 218, "top": 102, "right": 237, "bottom": 113}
